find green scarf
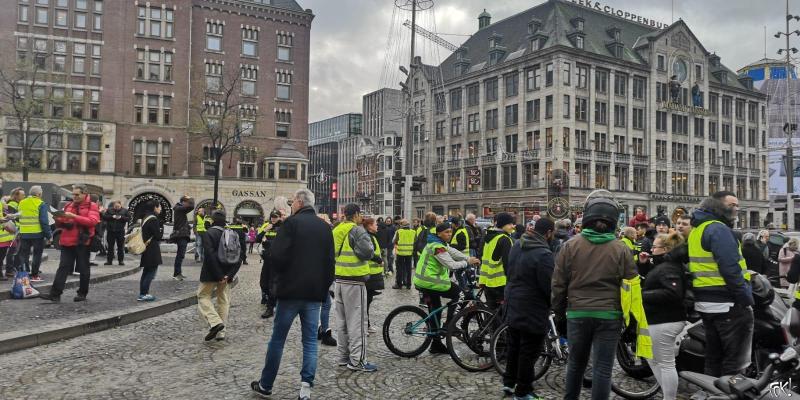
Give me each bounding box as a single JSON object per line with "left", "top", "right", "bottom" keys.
{"left": 581, "top": 228, "right": 617, "bottom": 244}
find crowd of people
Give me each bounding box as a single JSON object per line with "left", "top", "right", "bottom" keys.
{"left": 0, "top": 184, "right": 781, "bottom": 400}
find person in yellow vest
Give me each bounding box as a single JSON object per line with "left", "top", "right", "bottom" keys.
{"left": 333, "top": 204, "right": 378, "bottom": 372}
{"left": 688, "top": 191, "right": 754, "bottom": 377}
{"left": 17, "top": 185, "right": 52, "bottom": 282}
{"left": 413, "top": 221, "right": 481, "bottom": 354}
{"left": 552, "top": 195, "right": 638, "bottom": 400}
{"left": 362, "top": 217, "right": 385, "bottom": 335}
{"left": 2, "top": 189, "right": 24, "bottom": 278}
{"left": 480, "top": 212, "right": 515, "bottom": 311}
{"left": 449, "top": 216, "right": 469, "bottom": 253}
{"left": 194, "top": 207, "right": 209, "bottom": 262}
{"left": 391, "top": 219, "right": 415, "bottom": 289}
{"left": 258, "top": 210, "right": 282, "bottom": 318}
{"left": 0, "top": 198, "right": 17, "bottom": 281}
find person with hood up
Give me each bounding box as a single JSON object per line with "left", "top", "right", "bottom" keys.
{"left": 741, "top": 233, "right": 767, "bottom": 275}
{"left": 502, "top": 217, "right": 555, "bottom": 400}
{"left": 642, "top": 233, "right": 689, "bottom": 400}
{"left": 414, "top": 222, "right": 481, "bottom": 354}
{"left": 688, "top": 191, "right": 753, "bottom": 377}
{"left": 552, "top": 195, "right": 637, "bottom": 399}
{"left": 480, "top": 212, "right": 515, "bottom": 311}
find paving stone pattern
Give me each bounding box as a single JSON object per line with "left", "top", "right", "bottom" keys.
{"left": 0, "top": 264, "right": 697, "bottom": 399}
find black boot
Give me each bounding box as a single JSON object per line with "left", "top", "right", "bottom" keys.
{"left": 261, "top": 307, "right": 274, "bottom": 319}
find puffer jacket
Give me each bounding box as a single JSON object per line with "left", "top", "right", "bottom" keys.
{"left": 56, "top": 199, "right": 100, "bottom": 247}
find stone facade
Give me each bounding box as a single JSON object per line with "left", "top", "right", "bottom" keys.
{"left": 407, "top": 0, "right": 769, "bottom": 228}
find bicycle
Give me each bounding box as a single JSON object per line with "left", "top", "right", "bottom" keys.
{"left": 382, "top": 266, "right": 486, "bottom": 361}
{"left": 490, "top": 312, "right": 568, "bottom": 379}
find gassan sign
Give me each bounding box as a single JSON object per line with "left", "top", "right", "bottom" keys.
{"left": 568, "top": 0, "right": 668, "bottom": 29}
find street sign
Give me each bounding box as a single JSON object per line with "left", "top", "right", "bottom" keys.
{"left": 469, "top": 177, "right": 480, "bottom": 185}
{"left": 468, "top": 168, "right": 480, "bottom": 177}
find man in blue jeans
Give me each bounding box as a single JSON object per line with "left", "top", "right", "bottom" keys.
{"left": 252, "top": 189, "right": 334, "bottom": 400}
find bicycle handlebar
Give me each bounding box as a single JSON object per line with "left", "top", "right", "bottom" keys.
{"left": 705, "top": 343, "right": 800, "bottom": 400}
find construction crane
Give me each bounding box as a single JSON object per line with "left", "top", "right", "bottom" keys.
{"left": 402, "top": 19, "right": 459, "bottom": 52}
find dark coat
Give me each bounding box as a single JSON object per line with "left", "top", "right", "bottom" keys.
{"left": 102, "top": 207, "right": 130, "bottom": 233}
{"left": 504, "top": 232, "right": 554, "bottom": 334}
{"left": 170, "top": 201, "right": 194, "bottom": 241}
{"left": 140, "top": 213, "right": 163, "bottom": 267}
{"left": 642, "top": 246, "right": 689, "bottom": 325}
{"left": 200, "top": 221, "right": 236, "bottom": 282}
{"left": 382, "top": 224, "right": 398, "bottom": 249}
{"left": 742, "top": 242, "right": 767, "bottom": 275}
{"left": 270, "top": 206, "right": 335, "bottom": 302}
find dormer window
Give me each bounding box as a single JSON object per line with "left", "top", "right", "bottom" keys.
{"left": 606, "top": 26, "right": 621, "bottom": 42}
{"left": 576, "top": 36, "right": 584, "bottom": 49}
{"left": 528, "top": 18, "right": 542, "bottom": 35}
{"left": 571, "top": 17, "right": 585, "bottom": 32}
{"left": 489, "top": 38, "right": 498, "bottom": 48}
{"left": 531, "top": 39, "right": 540, "bottom": 52}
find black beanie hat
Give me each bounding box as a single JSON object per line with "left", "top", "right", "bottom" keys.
{"left": 495, "top": 212, "right": 515, "bottom": 228}
{"left": 533, "top": 217, "right": 555, "bottom": 235}
{"left": 343, "top": 203, "right": 361, "bottom": 218}
{"left": 436, "top": 222, "right": 452, "bottom": 233}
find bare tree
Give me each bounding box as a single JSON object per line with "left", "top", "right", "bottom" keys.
{"left": 189, "top": 66, "right": 257, "bottom": 206}
{"left": 0, "top": 56, "right": 76, "bottom": 181}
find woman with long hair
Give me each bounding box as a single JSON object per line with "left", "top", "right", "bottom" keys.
{"left": 138, "top": 200, "right": 162, "bottom": 301}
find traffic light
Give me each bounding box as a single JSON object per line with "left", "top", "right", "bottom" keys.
{"left": 331, "top": 182, "right": 338, "bottom": 199}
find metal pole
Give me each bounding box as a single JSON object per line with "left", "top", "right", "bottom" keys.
{"left": 403, "top": 0, "right": 417, "bottom": 220}
{"left": 787, "top": 0, "right": 795, "bottom": 230}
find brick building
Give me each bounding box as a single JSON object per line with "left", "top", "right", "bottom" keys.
{"left": 0, "top": 0, "right": 313, "bottom": 224}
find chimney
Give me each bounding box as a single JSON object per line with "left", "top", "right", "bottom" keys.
{"left": 478, "top": 9, "right": 491, "bottom": 30}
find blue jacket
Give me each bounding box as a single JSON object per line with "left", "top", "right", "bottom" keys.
{"left": 20, "top": 202, "right": 52, "bottom": 240}
{"left": 690, "top": 209, "right": 753, "bottom": 306}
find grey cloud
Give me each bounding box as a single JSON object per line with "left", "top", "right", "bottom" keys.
{"left": 302, "top": 0, "right": 790, "bottom": 122}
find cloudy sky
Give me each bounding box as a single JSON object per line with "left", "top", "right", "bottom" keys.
{"left": 302, "top": 0, "right": 791, "bottom": 122}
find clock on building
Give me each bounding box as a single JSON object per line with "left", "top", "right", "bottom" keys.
{"left": 673, "top": 58, "right": 688, "bottom": 82}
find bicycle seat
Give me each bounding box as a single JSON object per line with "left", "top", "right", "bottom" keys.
{"left": 713, "top": 375, "right": 758, "bottom": 393}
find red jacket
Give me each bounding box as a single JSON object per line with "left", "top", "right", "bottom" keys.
{"left": 56, "top": 199, "right": 100, "bottom": 247}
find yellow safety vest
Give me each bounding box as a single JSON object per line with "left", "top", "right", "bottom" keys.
{"left": 0, "top": 202, "right": 14, "bottom": 243}
{"left": 413, "top": 242, "right": 450, "bottom": 291}
{"left": 7, "top": 201, "right": 19, "bottom": 211}
{"left": 621, "top": 276, "right": 653, "bottom": 359}
{"left": 480, "top": 233, "right": 511, "bottom": 287}
{"left": 620, "top": 237, "right": 641, "bottom": 263}
{"left": 333, "top": 221, "right": 369, "bottom": 278}
{"left": 18, "top": 196, "right": 43, "bottom": 235}
{"left": 258, "top": 222, "right": 270, "bottom": 235}
{"left": 688, "top": 220, "right": 751, "bottom": 288}
{"left": 369, "top": 235, "right": 383, "bottom": 276}
{"left": 396, "top": 228, "right": 415, "bottom": 256}
{"left": 450, "top": 227, "right": 470, "bottom": 250}
{"left": 196, "top": 214, "right": 207, "bottom": 233}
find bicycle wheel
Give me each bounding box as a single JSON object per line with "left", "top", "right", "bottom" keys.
{"left": 610, "top": 329, "right": 660, "bottom": 399}
{"left": 491, "top": 324, "right": 553, "bottom": 380}
{"left": 446, "top": 305, "right": 495, "bottom": 372}
{"left": 382, "top": 305, "right": 433, "bottom": 358}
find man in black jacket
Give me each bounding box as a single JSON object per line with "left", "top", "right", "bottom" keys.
{"left": 170, "top": 196, "right": 194, "bottom": 280}
{"left": 464, "top": 213, "right": 483, "bottom": 257}
{"left": 197, "top": 210, "right": 235, "bottom": 341}
{"left": 103, "top": 201, "right": 129, "bottom": 266}
{"left": 502, "top": 217, "right": 555, "bottom": 399}
{"left": 252, "top": 188, "right": 334, "bottom": 400}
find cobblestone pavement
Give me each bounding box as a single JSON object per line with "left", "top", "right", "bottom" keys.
{"left": 0, "top": 264, "right": 696, "bottom": 399}
{"left": 0, "top": 253, "right": 197, "bottom": 334}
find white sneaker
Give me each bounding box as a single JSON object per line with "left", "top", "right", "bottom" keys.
{"left": 299, "top": 381, "right": 311, "bottom": 400}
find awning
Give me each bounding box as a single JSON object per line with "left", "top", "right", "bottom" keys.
{"left": 235, "top": 208, "right": 263, "bottom": 217}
